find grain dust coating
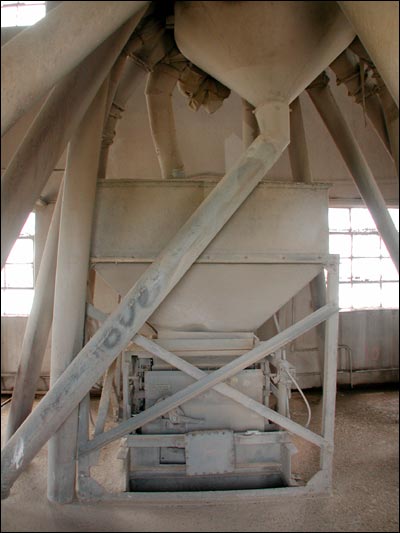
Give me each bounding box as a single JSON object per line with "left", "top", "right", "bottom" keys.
{"left": 1, "top": 387, "right": 398, "bottom": 532}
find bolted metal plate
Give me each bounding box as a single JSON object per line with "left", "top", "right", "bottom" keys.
{"left": 185, "top": 430, "right": 235, "bottom": 476}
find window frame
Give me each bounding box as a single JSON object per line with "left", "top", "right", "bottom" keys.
{"left": 1, "top": 214, "right": 36, "bottom": 317}
{"left": 329, "top": 207, "right": 399, "bottom": 311}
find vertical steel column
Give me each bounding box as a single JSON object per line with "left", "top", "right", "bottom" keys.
{"left": 5, "top": 186, "right": 63, "bottom": 442}
{"left": 288, "top": 97, "right": 312, "bottom": 183}
{"left": 310, "top": 271, "right": 327, "bottom": 378}
{"left": 320, "top": 258, "right": 340, "bottom": 486}
{"left": 307, "top": 73, "right": 399, "bottom": 273}
{"left": 47, "top": 80, "right": 109, "bottom": 504}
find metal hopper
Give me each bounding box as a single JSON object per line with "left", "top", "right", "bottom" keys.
{"left": 174, "top": 1, "right": 355, "bottom": 108}
{"left": 92, "top": 179, "right": 330, "bottom": 334}
{"left": 92, "top": 0, "right": 354, "bottom": 334}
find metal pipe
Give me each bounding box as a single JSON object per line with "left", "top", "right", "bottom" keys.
{"left": 1, "top": 14, "right": 144, "bottom": 270}
{"left": 98, "top": 61, "right": 145, "bottom": 180}
{"left": 47, "top": 79, "right": 109, "bottom": 504}
{"left": 145, "top": 62, "right": 185, "bottom": 179}
{"left": 242, "top": 99, "right": 259, "bottom": 150}
{"left": 1, "top": 1, "right": 149, "bottom": 135}
{"left": 288, "top": 97, "right": 312, "bottom": 183}
{"left": 4, "top": 185, "right": 63, "bottom": 443}
{"left": 338, "top": 344, "right": 353, "bottom": 389}
{"left": 1, "top": 104, "right": 290, "bottom": 498}
{"left": 307, "top": 73, "right": 399, "bottom": 273}
{"left": 81, "top": 304, "right": 336, "bottom": 455}
{"left": 329, "top": 48, "right": 392, "bottom": 156}
{"left": 98, "top": 13, "right": 167, "bottom": 179}
{"left": 338, "top": 1, "right": 399, "bottom": 107}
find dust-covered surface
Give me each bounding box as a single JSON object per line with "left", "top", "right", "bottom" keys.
{"left": 1, "top": 386, "right": 398, "bottom": 532}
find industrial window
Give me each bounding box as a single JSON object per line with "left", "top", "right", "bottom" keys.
{"left": 1, "top": 213, "right": 35, "bottom": 316}
{"left": 1, "top": 1, "right": 45, "bottom": 27}
{"left": 329, "top": 207, "right": 399, "bottom": 310}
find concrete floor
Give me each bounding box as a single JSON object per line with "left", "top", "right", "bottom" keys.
{"left": 1, "top": 386, "right": 399, "bottom": 532}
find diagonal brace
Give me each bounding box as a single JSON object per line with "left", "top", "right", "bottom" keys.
{"left": 80, "top": 303, "right": 337, "bottom": 455}
{"left": 132, "top": 335, "right": 327, "bottom": 447}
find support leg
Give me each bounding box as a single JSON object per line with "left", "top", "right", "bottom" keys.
{"left": 5, "top": 184, "right": 63, "bottom": 442}
{"left": 310, "top": 270, "right": 327, "bottom": 378}
{"left": 47, "top": 79, "right": 108, "bottom": 504}
{"left": 320, "top": 258, "right": 340, "bottom": 487}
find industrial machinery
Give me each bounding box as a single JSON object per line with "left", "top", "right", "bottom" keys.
{"left": 2, "top": 0, "right": 397, "bottom": 506}
{"left": 77, "top": 177, "right": 338, "bottom": 499}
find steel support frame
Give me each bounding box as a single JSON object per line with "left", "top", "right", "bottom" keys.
{"left": 76, "top": 254, "right": 340, "bottom": 501}
{"left": 2, "top": 128, "right": 292, "bottom": 501}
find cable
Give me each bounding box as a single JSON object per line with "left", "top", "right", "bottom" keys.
{"left": 145, "top": 321, "right": 158, "bottom": 336}
{"left": 284, "top": 367, "right": 312, "bottom": 428}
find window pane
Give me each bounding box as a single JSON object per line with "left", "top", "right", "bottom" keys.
{"left": 1, "top": 1, "right": 45, "bottom": 27}
{"left": 4, "top": 264, "right": 33, "bottom": 288}
{"left": 1, "top": 3, "right": 17, "bottom": 26}
{"left": 6, "top": 239, "right": 33, "bottom": 264}
{"left": 339, "top": 258, "right": 352, "bottom": 281}
{"left": 352, "top": 283, "right": 381, "bottom": 308}
{"left": 329, "top": 208, "right": 350, "bottom": 231}
{"left": 352, "top": 235, "right": 380, "bottom": 257}
{"left": 381, "top": 258, "right": 398, "bottom": 281}
{"left": 20, "top": 213, "right": 35, "bottom": 236}
{"left": 329, "top": 234, "right": 351, "bottom": 256}
{"left": 339, "top": 284, "right": 353, "bottom": 309}
{"left": 1, "top": 288, "right": 34, "bottom": 315}
{"left": 17, "top": 3, "right": 45, "bottom": 26}
{"left": 351, "top": 208, "right": 376, "bottom": 231}
{"left": 352, "top": 258, "right": 381, "bottom": 281}
{"left": 388, "top": 209, "right": 399, "bottom": 231}
{"left": 381, "top": 283, "right": 399, "bottom": 308}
